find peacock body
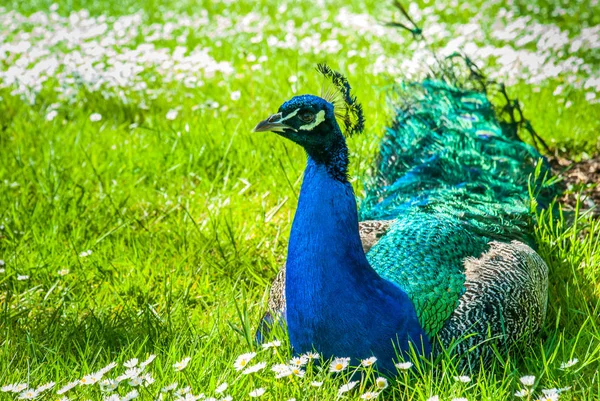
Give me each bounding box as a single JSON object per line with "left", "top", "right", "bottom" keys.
{"left": 254, "top": 60, "right": 555, "bottom": 373}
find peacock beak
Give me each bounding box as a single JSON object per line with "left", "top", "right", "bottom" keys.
{"left": 253, "top": 113, "right": 296, "bottom": 133}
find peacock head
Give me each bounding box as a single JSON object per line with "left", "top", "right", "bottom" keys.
{"left": 252, "top": 64, "right": 364, "bottom": 159}
{"left": 253, "top": 94, "right": 340, "bottom": 151}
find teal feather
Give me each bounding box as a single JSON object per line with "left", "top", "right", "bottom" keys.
{"left": 359, "top": 60, "right": 556, "bottom": 338}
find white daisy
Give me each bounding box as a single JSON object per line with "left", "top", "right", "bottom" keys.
{"left": 99, "top": 379, "right": 118, "bottom": 392}
{"left": 173, "top": 357, "right": 191, "bottom": 372}
{"left": 520, "top": 375, "right": 536, "bottom": 386}
{"left": 124, "top": 367, "right": 142, "bottom": 379}
{"left": 166, "top": 109, "right": 178, "bottom": 120}
{"left": 338, "top": 381, "right": 359, "bottom": 395}
{"left": 261, "top": 340, "right": 281, "bottom": 349}
{"left": 234, "top": 352, "right": 256, "bottom": 371}
{"left": 35, "top": 382, "right": 54, "bottom": 392}
{"left": 122, "top": 389, "right": 139, "bottom": 401}
{"left": 289, "top": 356, "right": 308, "bottom": 367}
{"left": 143, "top": 373, "right": 155, "bottom": 387}
{"left": 427, "top": 396, "right": 440, "bottom": 401}
{"left": 46, "top": 110, "right": 58, "bottom": 121}
{"left": 90, "top": 113, "right": 102, "bottom": 122}
{"left": 161, "top": 383, "right": 178, "bottom": 393}
{"left": 99, "top": 362, "right": 117, "bottom": 375}
{"left": 290, "top": 367, "right": 305, "bottom": 377}
{"left": 80, "top": 372, "right": 102, "bottom": 385}
{"left": 124, "top": 358, "right": 139, "bottom": 368}
{"left": 271, "top": 364, "right": 293, "bottom": 378}
{"left": 56, "top": 381, "right": 78, "bottom": 395}
{"left": 104, "top": 396, "right": 120, "bottom": 401}
{"left": 515, "top": 388, "right": 530, "bottom": 397}
{"left": 451, "top": 398, "right": 468, "bottom": 401}
{"left": 215, "top": 382, "right": 228, "bottom": 394}
{"left": 230, "top": 91, "right": 241, "bottom": 101}
{"left": 311, "top": 381, "right": 323, "bottom": 387}
{"left": 18, "top": 389, "right": 39, "bottom": 399}
{"left": 140, "top": 354, "right": 156, "bottom": 368}
{"left": 536, "top": 393, "right": 558, "bottom": 401}
{"left": 304, "top": 352, "right": 320, "bottom": 360}
{"left": 375, "top": 377, "right": 388, "bottom": 390}
{"left": 453, "top": 375, "right": 471, "bottom": 383}
{"left": 361, "top": 392, "right": 380, "bottom": 400}
{"left": 395, "top": 361, "right": 413, "bottom": 370}
{"left": 329, "top": 357, "right": 350, "bottom": 372}
{"left": 361, "top": 357, "right": 377, "bottom": 367}
{"left": 560, "top": 358, "right": 579, "bottom": 369}
{"left": 242, "top": 362, "right": 267, "bottom": 374}
{"left": 128, "top": 376, "right": 144, "bottom": 387}
{"left": 249, "top": 388, "right": 266, "bottom": 397}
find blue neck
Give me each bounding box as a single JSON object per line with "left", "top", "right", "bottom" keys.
{"left": 285, "top": 154, "right": 431, "bottom": 373}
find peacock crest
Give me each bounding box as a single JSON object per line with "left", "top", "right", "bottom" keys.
{"left": 317, "top": 63, "right": 365, "bottom": 137}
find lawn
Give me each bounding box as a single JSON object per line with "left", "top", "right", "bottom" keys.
{"left": 0, "top": 0, "right": 599, "bottom": 400}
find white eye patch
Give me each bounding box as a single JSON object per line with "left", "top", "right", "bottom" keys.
{"left": 298, "top": 110, "right": 326, "bottom": 131}
{"left": 280, "top": 108, "right": 299, "bottom": 122}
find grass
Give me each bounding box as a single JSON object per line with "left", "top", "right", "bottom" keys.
{"left": 0, "top": 0, "right": 599, "bottom": 399}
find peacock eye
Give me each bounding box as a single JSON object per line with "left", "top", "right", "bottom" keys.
{"left": 298, "top": 111, "right": 315, "bottom": 123}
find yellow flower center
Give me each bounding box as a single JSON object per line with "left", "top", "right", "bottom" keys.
{"left": 335, "top": 363, "right": 343, "bottom": 370}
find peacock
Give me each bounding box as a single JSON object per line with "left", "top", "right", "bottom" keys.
{"left": 253, "top": 54, "right": 556, "bottom": 373}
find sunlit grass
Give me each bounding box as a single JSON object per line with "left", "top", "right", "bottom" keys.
{"left": 0, "top": 0, "right": 599, "bottom": 400}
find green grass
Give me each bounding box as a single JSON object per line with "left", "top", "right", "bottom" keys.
{"left": 0, "top": 0, "right": 599, "bottom": 400}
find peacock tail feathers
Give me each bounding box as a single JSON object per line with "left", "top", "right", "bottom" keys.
{"left": 358, "top": 55, "right": 558, "bottom": 338}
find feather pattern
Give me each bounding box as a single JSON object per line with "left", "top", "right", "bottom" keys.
{"left": 256, "top": 57, "right": 558, "bottom": 370}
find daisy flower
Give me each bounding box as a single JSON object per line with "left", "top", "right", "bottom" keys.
{"left": 99, "top": 379, "right": 118, "bottom": 392}
{"left": 173, "top": 357, "right": 191, "bottom": 372}
{"left": 140, "top": 354, "right": 156, "bottom": 369}
{"left": 536, "top": 393, "right": 558, "bottom": 401}
{"left": 17, "top": 389, "right": 39, "bottom": 400}
{"left": 234, "top": 352, "right": 256, "bottom": 371}
{"left": 35, "top": 382, "right": 54, "bottom": 392}
{"left": 361, "top": 392, "right": 380, "bottom": 400}
{"left": 161, "top": 383, "right": 178, "bottom": 393}
{"left": 395, "top": 361, "right": 413, "bottom": 370}
{"left": 427, "top": 397, "right": 440, "bottom": 401}
{"left": 166, "top": 110, "right": 178, "bottom": 120}
{"left": 361, "top": 357, "right": 377, "bottom": 367}
{"left": 80, "top": 372, "right": 102, "bottom": 385}
{"left": 515, "top": 389, "right": 530, "bottom": 397}
{"left": 290, "top": 356, "right": 308, "bottom": 367}
{"left": 304, "top": 352, "right": 320, "bottom": 360}
{"left": 57, "top": 381, "right": 79, "bottom": 395}
{"left": 249, "top": 388, "right": 266, "bottom": 397}
{"left": 242, "top": 362, "right": 267, "bottom": 375}
{"left": 122, "top": 389, "right": 139, "bottom": 401}
{"left": 261, "top": 340, "right": 281, "bottom": 349}
{"left": 329, "top": 357, "right": 350, "bottom": 372}
{"left": 311, "top": 381, "right": 323, "bottom": 387}
{"left": 560, "top": 358, "right": 579, "bottom": 369}
{"left": 375, "top": 377, "right": 388, "bottom": 390}
{"left": 271, "top": 364, "right": 293, "bottom": 378}
{"left": 215, "top": 382, "right": 228, "bottom": 394}
{"left": 124, "top": 358, "right": 139, "bottom": 368}
{"left": 520, "top": 376, "right": 536, "bottom": 386}
{"left": 453, "top": 375, "right": 471, "bottom": 383}
{"left": 99, "top": 362, "right": 117, "bottom": 375}
{"left": 90, "top": 113, "right": 102, "bottom": 122}
{"left": 290, "top": 367, "right": 305, "bottom": 377}
{"left": 338, "top": 381, "right": 359, "bottom": 395}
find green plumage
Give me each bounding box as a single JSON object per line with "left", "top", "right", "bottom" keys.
{"left": 359, "top": 66, "right": 555, "bottom": 337}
